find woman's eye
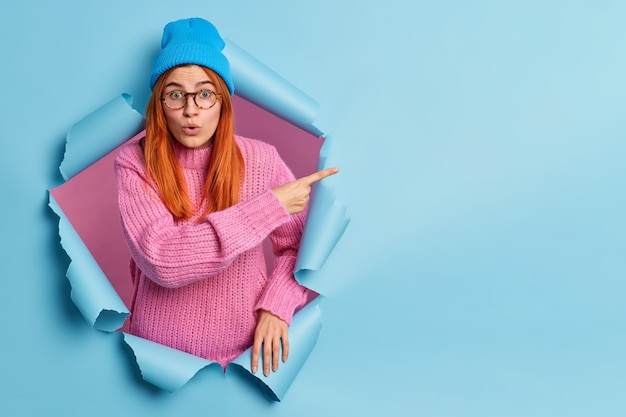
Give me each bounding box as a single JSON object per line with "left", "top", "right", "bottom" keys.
{"left": 169, "top": 91, "right": 184, "bottom": 99}
{"left": 199, "top": 90, "right": 212, "bottom": 99}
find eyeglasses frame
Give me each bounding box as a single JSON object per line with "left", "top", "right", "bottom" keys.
{"left": 161, "top": 90, "right": 222, "bottom": 110}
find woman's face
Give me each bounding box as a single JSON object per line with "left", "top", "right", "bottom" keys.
{"left": 162, "top": 65, "right": 222, "bottom": 149}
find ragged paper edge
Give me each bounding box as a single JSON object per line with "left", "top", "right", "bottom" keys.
{"left": 121, "top": 297, "right": 323, "bottom": 398}
{"left": 295, "top": 135, "right": 351, "bottom": 293}
{"left": 49, "top": 93, "right": 143, "bottom": 332}
{"left": 59, "top": 94, "right": 144, "bottom": 181}
{"left": 121, "top": 333, "right": 220, "bottom": 393}
{"left": 49, "top": 38, "right": 348, "bottom": 401}
{"left": 49, "top": 194, "right": 130, "bottom": 332}
{"left": 224, "top": 39, "right": 323, "bottom": 137}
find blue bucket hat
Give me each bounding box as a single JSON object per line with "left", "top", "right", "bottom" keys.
{"left": 150, "top": 18, "right": 234, "bottom": 95}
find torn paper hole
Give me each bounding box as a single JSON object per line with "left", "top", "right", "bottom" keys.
{"left": 48, "top": 39, "right": 349, "bottom": 401}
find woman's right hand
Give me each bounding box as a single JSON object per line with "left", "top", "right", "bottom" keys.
{"left": 272, "top": 167, "right": 339, "bottom": 214}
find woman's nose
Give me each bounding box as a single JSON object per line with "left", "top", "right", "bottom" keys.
{"left": 183, "top": 95, "right": 199, "bottom": 116}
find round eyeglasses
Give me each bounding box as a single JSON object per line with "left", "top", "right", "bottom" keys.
{"left": 161, "top": 90, "right": 221, "bottom": 110}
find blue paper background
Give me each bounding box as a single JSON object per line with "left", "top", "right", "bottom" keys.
{"left": 2, "top": 1, "right": 625, "bottom": 416}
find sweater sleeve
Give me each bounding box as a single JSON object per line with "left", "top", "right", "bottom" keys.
{"left": 254, "top": 151, "right": 312, "bottom": 324}
{"left": 114, "top": 143, "right": 291, "bottom": 289}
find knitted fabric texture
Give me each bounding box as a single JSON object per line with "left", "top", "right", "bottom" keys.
{"left": 150, "top": 17, "right": 234, "bottom": 94}
{"left": 114, "top": 135, "right": 311, "bottom": 367}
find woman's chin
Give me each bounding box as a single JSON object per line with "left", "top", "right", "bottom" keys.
{"left": 175, "top": 135, "right": 213, "bottom": 149}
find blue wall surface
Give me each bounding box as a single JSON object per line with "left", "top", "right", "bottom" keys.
{"left": 2, "top": 1, "right": 625, "bottom": 416}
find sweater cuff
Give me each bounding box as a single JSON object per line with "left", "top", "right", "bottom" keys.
{"left": 237, "top": 190, "right": 290, "bottom": 240}
{"left": 254, "top": 274, "right": 307, "bottom": 325}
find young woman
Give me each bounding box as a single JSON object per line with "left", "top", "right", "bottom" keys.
{"left": 114, "top": 17, "right": 337, "bottom": 376}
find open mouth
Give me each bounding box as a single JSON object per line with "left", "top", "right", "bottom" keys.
{"left": 183, "top": 125, "right": 199, "bottom": 134}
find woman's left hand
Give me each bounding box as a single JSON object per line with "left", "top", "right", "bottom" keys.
{"left": 252, "top": 309, "right": 289, "bottom": 376}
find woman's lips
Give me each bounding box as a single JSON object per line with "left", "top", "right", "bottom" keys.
{"left": 182, "top": 125, "right": 200, "bottom": 135}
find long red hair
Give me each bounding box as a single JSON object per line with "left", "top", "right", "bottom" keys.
{"left": 143, "top": 66, "right": 244, "bottom": 220}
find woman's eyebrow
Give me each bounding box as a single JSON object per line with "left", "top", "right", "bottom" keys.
{"left": 196, "top": 80, "right": 215, "bottom": 88}
{"left": 164, "top": 81, "right": 184, "bottom": 89}
{"left": 164, "top": 80, "right": 215, "bottom": 89}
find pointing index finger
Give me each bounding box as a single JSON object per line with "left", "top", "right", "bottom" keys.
{"left": 301, "top": 167, "right": 339, "bottom": 185}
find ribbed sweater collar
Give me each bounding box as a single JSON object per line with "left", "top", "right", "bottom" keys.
{"left": 172, "top": 140, "right": 212, "bottom": 170}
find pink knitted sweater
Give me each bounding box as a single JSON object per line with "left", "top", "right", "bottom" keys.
{"left": 114, "top": 134, "right": 311, "bottom": 367}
